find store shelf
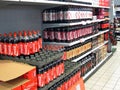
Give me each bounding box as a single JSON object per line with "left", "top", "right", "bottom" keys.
{"left": 43, "top": 29, "right": 109, "bottom": 46}
{"left": 43, "top": 18, "right": 110, "bottom": 28}
{"left": 83, "top": 52, "right": 112, "bottom": 80}
{"left": 0, "top": 0, "right": 110, "bottom": 8}
{"left": 72, "top": 40, "right": 108, "bottom": 62}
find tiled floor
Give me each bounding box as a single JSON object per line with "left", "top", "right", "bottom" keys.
{"left": 85, "top": 42, "right": 120, "bottom": 90}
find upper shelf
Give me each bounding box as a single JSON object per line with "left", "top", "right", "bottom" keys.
{"left": 43, "top": 18, "right": 110, "bottom": 28}
{"left": 0, "top": 0, "right": 110, "bottom": 8}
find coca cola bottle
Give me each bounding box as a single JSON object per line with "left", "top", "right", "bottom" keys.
{"left": 37, "top": 30, "right": 42, "bottom": 50}
{"left": 23, "top": 31, "right": 30, "bottom": 56}
{"left": 12, "top": 32, "right": 20, "bottom": 56}
{"left": 3, "top": 33, "right": 8, "bottom": 55}
{"left": 28, "top": 31, "right": 34, "bottom": 54}
{"left": 7, "top": 32, "right": 13, "bottom": 56}
{"left": 32, "top": 30, "right": 39, "bottom": 53}
{"left": 18, "top": 31, "right": 24, "bottom": 55}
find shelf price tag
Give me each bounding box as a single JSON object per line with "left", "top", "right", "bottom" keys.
{"left": 80, "top": 38, "right": 85, "bottom": 43}
{"left": 81, "top": 21, "right": 86, "bottom": 25}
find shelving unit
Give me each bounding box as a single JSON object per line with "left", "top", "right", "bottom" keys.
{"left": 72, "top": 41, "right": 108, "bottom": 62}
{"left": 43, "top": 29, "right": 109, "bottom": 46}
{"left": 0, "top": 0, "right": 111, "bottom": 90}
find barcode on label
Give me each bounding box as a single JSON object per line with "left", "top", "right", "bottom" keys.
{"left": 76, "top": 84, "right": 81, "bottom": 90}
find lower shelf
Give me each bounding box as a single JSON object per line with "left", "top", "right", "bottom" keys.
{"left": 83, "top": 52, "right": 113, "bottom": 81}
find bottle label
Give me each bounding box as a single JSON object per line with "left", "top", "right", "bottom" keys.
{"left": 70, "top": 31, "right": 73, "bottom": 40}
{"left": 8, "top": 43, "right": 12, "bottom": 56}
{"left": 61, "top": 31, "right": 66, "bottom": 41}
{"left": 3, "top": 43, "right": 8, "bottom": 55}
{"left": 45, "top": 71, "right": 50, "bottom": 85}
{"left": 38, "top": 74, "right": 44, "bottom": 87}
{"left": 55, "top": 31, "right": 61, "bottom": 41}
{"left": 44, "top": 30, "right": 48, "bottom": 39}
{"left": 66, "top": 32, "right": 70, "bottom": 41}
{"left": 19, "top": 43, "right": 24, "bottom": 55}
{"left": 49, "top": 31, "right": 55, "bottom": 40}
{"left": 59, "top": 11, "right": 63, "bottom": 20}
{"left": 28, "top": 42, "right": 33, "bottom": 54}
{"left": 13, "top": 44, "right": 19, "bottom": 56}
{"left": 35, "top": 41, "right": 38, "bottom": 52}
{"left": 23, "top": 43, "right": 29, "bottom": 55}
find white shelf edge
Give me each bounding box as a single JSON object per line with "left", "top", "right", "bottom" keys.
{"left": 43, "top": 29, "right": 109, "bottom": 46}
{"left": 83, "top": 52, "right": 112, "bottom": 80}
{"left": 43, "top": 18, "right": 110, "bottom": 28}
{"left": 72, "top": 41, "right": 108, "bottom": 62}
{"left": 3, "top": 0, "right": 109, "bottom": 8}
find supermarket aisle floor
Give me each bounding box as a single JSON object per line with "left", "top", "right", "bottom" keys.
{"left": 85, "top": 42, "right": 120, "bottom": 90}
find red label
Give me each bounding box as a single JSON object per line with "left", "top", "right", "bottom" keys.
{"left": 23, "top": 43, "right": 29, "bottom": 55}
{"left": 3, "top": 43, "right": 8, "bottom": 55}
{"left": 8, "top": 43, "right": 13, "bottom": 56}
{"left": 13, "top": 44, "right": 19, "bottom": 56}
{"left": 38, "top": 74, "right": 45, "bottom": 87}
{"left": 19, "top": 43, "right": 24, "bottom": 55}
{"left": 45, "top": 71, "right": 50, "bottom": 85}
{"left": 35, "top": 41, "right": 38, "bottom": 52}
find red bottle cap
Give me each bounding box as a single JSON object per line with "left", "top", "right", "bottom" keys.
{"left": 14, "top": 32, "right": 17, "bottom": 37}
{"left": 23, "top": 31, "right": 27, "bottom": 36}
{"left": 4, "top": 33, "right": 7, "bottom": 37}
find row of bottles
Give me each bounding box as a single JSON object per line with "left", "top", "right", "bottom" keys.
{"left": 64, "top": 40, "right": 92, "bottom": 60}
{"left": 99, "top": 20, "right": 109, "bottom": 30}
{"left": 0, "top": 30, "right": 42, "bottom": 56}
{"left": 43, "top": 24, "right": 93, "bottom": 42}
{"left": 38, "top": 59, "right": 64, "bottom": 88}
{"left": 94, "top": 8, "right": 109, "bottom": 19}
{"left": 42, "top": 6, "right": 93, "bottom": 23}
{"left": 50, "top": 69, "right": 81, "bottom": 90}
{"left": 80, "top": 53, "right": 96, "bottom": 76}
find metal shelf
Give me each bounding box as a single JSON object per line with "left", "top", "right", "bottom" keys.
{"left": 43, "top": 29, "right": 109, "bottom": 46}
{"left": 72, "top": 41, "right": 109, "bottom": 62}
{"left": 83, "top": 52, "right": 112, "bottom": 80}
{"left": 43, "top": 18, "right": 110, "bottom": 28}
{"left": 0, "top": 0, "right": 110, "bottom": 8}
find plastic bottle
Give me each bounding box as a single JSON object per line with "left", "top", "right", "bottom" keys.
{"left": 28, "top": 31, "right": 34, "bottom": 54}
{"left": 18, "top": 31, "right": 24, "bottom": 55}
{"left": 37, "top": 30, "right": 42, "bottom": 50}
{"left": 32, "top": 30, "right": 39, "bottom": 53}
{"left": 3, "top": 33, "right": 8, "bottom": 55}
{"left": 7, "top": 32, "right": 13, "bottom": 56}
{"left": 23, "top": 31, "right": 30, "bottom": 56}
{"left": 12, "top": 32, "right": 20, "bottom": 56}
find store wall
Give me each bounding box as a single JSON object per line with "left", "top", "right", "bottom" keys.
{"left": 0, "top": 5, "right": 43, "bottom": 34}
